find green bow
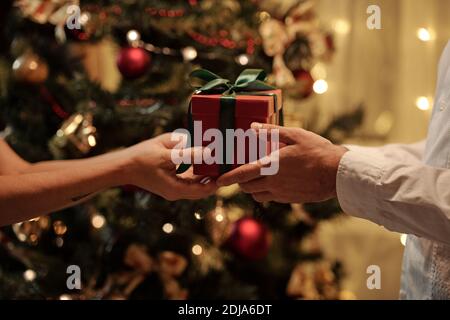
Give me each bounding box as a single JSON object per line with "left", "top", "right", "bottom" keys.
{"left": 190, "top": 69, "right": 275, "bottom": 95}
{"left": 176, "top": 69, "right": 277, "bottom": 175}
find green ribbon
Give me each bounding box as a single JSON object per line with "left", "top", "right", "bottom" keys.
{"left": 177, "top": 69, "right": 279, "bottom": 175}
{"left": 189, "top": 69, "right": 275, "bottom": 94}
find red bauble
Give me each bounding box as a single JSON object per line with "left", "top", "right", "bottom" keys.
{"left": 227, "top": 217, "right": 270, "bottom": 260}
{"left": 117, "top": 47, "right": 151, "bottom": 79}
{"left": 292, "top": 69, "right": 314, "bottom": 98}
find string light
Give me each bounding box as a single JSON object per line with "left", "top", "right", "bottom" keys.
{"left": 194, "top": 211, "right": 204, "bottom": 220}
{"left": 127, "top": 30, "right": 141, "bottom": 43}
{"left": 59, "top": 294, "right": 72, "bottom": 300}
{"left": 87, "top": 135, "right": 97, "bottom": 147}
{"left": 53, "top": 220, "right": 67, "bottom": 235}
{"left": 182, "top": 46, "right": 197, "bottom": 61}
{"left": 236, "top": 54, "right": 249, "bottom": 65}
{"left": 23, "top": 269, "right": 36, "bottom": 282}
{"left": 417, "top": 28, "right": 433, "bottom": 42}
{"left": 192, "top": 244, "right": 203, "bottom": 255}
{"left": 79, "top": 12, "right": 90, "bottom": 25}
{"left": 334, "top": 19, "right": 351, "bottom": 35}
{"left": 162, "top": 223, "right": 174, "bottom": 234}
{"left": 91, "top": 214, "right": 106, "bottom": 229}
{"left": 29, "top": 61, "right": 38, "bottom": 70}
{"left": 416, "top": 96, "right": 431, "bottom": 111}
{"left": 313, "top": 79, "right": 328, "bottom": 94}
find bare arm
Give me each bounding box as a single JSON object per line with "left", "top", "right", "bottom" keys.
{"left": 0, "top": 135, "right": 216, "bottom": 226}
{"left": 0, "top": 156, "right": 128, "bottom": 226}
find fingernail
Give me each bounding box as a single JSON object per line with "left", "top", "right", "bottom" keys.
{"left": 251, "top": 122, "right": 263, "bottom": 129}
{"left": 200, "top": 177, "right": 211, "bottom": 185}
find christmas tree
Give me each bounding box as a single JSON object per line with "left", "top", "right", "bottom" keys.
{"left": 0, "top": 0, "right": 363, "bottom": 300}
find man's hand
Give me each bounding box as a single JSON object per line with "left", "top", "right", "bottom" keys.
{"left": 126, "top": 133, "right": 217, "bottom": 200}
{"left": 217, "top": 123, "right": 348, "bottom": 203}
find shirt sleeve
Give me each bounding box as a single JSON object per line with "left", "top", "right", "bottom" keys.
{"left": 336, "top": 142, "right": 450, "bottom": 245}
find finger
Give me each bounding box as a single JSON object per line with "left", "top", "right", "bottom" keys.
{"left": 251, "top": 122, "right": 299, "bottom": 145}
{"left": 216, "top": 161, "right": 263, "bottom": 187}
{"left": 172, "top": 176, "right": 217, "bottom": 199}
{"left": 178, "top": 167, "right": 212, "bottom": 185}
{"left": 251, "top": 192, "right": 274, "bottom": 203}
{"left": 239, "top": 177, "right": 269, "bottom": 193}
{"left": 159, "top": 131, "right": 189, "bottom": 149}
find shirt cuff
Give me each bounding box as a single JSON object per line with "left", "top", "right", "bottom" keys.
{"left": 336, "top": 150, "right": 387, "bottom": 225}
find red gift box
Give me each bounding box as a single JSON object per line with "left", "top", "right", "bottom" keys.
{"left": 191, "top": 89, "right": 283, "bottom": 177}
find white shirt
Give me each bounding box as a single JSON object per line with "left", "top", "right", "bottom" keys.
{"left": 336, "top": 41, "right": 450, "bottom": 299}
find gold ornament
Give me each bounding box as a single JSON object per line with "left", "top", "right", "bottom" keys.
{"left": 258, "top": 0, "right": 331, "bottom": 89}
{"left": 12, "top": 52, "right": 49, "bottom": 84}
{"left": 52, "top": 112, "right": 97, "bottom": 155}
{"left": 12, "top": 216, "right": 51, "bottom": 245}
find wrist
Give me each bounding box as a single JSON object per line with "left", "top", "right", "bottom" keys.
{"left": 110, "top": 149, "right": 138, "bottom": 186}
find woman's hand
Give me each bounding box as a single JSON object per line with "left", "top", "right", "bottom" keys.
{"left": 125, "top": 133, "right": 217, "bottom": 200}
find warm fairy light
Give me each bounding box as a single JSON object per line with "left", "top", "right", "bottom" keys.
{"left": 12, "top": 60, "right": 20, "bottom": 70}
{"left": 313, "top": 79, "right": 328, "bottom": 94}
{"left": 127, "top": 30, "right": 141, "bottom": 42}
{"left": 417, "top": 28, "right": 432, "bottom": 42}
{"left": 29, "top": 61, "right": 38, "bottom": 70}
{"left": 215, "top": 214, "right": 224, "bottom": 222}
{"left": 400, "top": 234, "right": 407, "bottom": 246}
{"left": 416, "top": 96, "right": 431, "bottom": 111}
{"left": 65, "top": 114, "right": 83, "bottom": 135}
{"left": 182, "top": 46, "right": 197, "bottom": 61}
{"left": 79, "top": 13, "right": 90, "bottom": 25}
{"left": 194, "top": 211, "right": 203, "bottom": 220}
{"left": 23, "top": 269, "right": 36, "bottom": 282}
{"left": 87, "top": 134, "right": 97, "bottom": 147}
{"left": 192, "top": 244, "right": 203, "bottom": 255}
{"left": 236, "top": 54, "right": 249, "bottom": 65}
{"left": 91, "top": 214, "right": 106, "bottom": 229}
{"left": 53, "top": 220, "right": 67, "bottom": 235}
{"left": 162, "top": 223, "right": 174, "bottom": 234}
{"left": 59, "top": 294, "right": 72, "bottom": 300}
{"left": 334, "top": 19, "right": 351, "bottom": 35}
